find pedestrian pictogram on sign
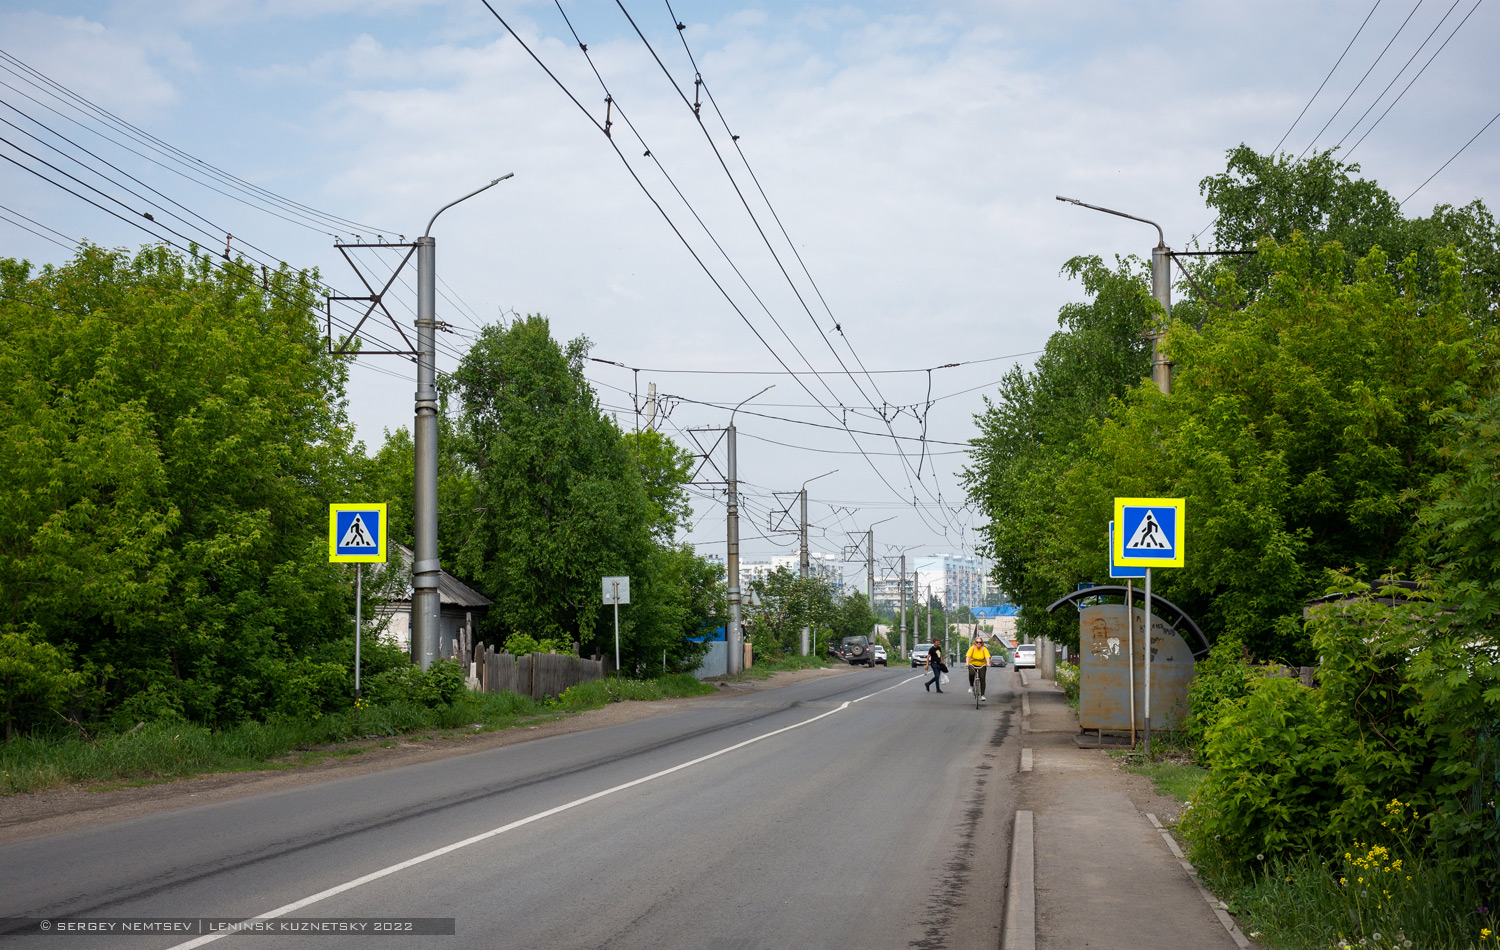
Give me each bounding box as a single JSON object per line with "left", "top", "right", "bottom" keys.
{"left": 1124, "top": 510, "right": 1171, "bottom": 550}
{"left": 339, "top": 514, "right": 378, "bottom": 549}
{"left": 1113, "top": 497, "right": 1185, "bottom": 568}
{"left": 329, "top": 504, "right": 388, "bottom": 563}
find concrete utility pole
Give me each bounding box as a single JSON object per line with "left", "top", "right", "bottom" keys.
{"left": 797, "top": 469, "right": 836, "bottom": 657}
{"left": 412, "top": 173, "right": 512, "bottom": 669}
{"left": 726, "top": 387, "right": 772, "bottom": 676}
{"left": 800, "top": 487, "right": 809, "bottom": 656}
{"left": 1055, "top": 196, "right": 1171, "bottom": 395}
{"left": 726, "top": 423, "right": 741, "bottom": 676}
{"left": 898, "top": 553, "right": 906, "bottom": 663}
{"left": 866, "top": 529, "right": 874, "bottom": 603}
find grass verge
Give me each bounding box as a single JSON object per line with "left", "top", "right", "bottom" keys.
{"left": 1197, "top": 851, "right": 1494, "bottom": 950}
{"left": 1, "top": 674, "right": 714, "bottom": 796}
{"left": 731, "top": 654, "right": 838, "bottom": 681}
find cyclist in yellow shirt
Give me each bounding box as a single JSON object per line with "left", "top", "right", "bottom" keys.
{"left": 966, "top": 640, "right": 991, "bottom": 702}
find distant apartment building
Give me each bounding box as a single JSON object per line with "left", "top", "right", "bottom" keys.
{"left": 913, "top": 553, "right": 984, "bottom": 612}
{"left": 740, "top": 554, "right": 843, "bottom": 588}
{"left": 770, "top": 552, "right": 843, "bottom": 586}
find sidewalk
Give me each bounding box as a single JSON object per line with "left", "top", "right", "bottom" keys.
{"left": 1004, "top": 669, "right": 1254, "bottom": 950}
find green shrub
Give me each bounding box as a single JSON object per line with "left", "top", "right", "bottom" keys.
{"left": 503, "top": 634, "right": 574, "bottom": 656}
{"left": 1183, "top": 636, "right": 1259, "bottom": 758}
{"left": 1182, "top": 676, "right": 1346, "bottom": 871}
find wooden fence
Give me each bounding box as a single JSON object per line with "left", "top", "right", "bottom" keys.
{"left": 472, "top": 643, "right": 605, "bottom": 700}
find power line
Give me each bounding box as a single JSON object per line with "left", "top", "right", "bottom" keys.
{"left": 638, "top": 0, "right": 959, "bottom": 535}
{"left": 1345, "top": 0, "right": 1486, "bottom": 157}
{"left": 1300, "top": 0, "right": 1429, "bottom": 159}
{"left": 481, "top": 1, "right": 948, "bottom": 533}
{"left": 1402, "top": 106, "right": 1500, "bottom": 204}
{"left": 1333, "top": 0, "right": 1467, "bottom": 150}
{"left": 0, "top": 49, "right": 391, "bottom": 237}
{"left": 1272, "top": 0, "right": 1385, "bottom": 155}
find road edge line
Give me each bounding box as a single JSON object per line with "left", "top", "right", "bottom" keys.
{"left": 1145, "top": 813, "right": 1253, "bottom": 949}
{"left": 1002, "top": 809, "right": 1035, "bottom": 950}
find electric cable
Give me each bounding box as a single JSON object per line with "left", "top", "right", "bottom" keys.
{"left": 1299, "top": 0, "right": 1429, "bottom": 159}
{"left": 1333, "top": 0, "right": 1466, "bottom": 150}
{"left": 1345, "top": 0, "right": 1486, "bottom": 157}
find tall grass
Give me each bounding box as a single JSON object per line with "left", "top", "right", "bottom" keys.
{"left": 1, "top": 678, "right": 705, "bottom": 796}
{"left": 1203, "top": 849, "right": 1494, "bottom": 950}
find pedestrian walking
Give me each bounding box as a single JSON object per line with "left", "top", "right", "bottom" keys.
{"left": 924, "top": 641, "right": 946, "bottom": 693}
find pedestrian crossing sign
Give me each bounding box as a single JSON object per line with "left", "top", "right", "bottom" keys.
{"left": 329, "top": 503, "right": 387, "bottom": 563}
{"left": 1107, "top": 522, "right": 1147, "bottom": 579}
{"left": 1113, "top": 497, "right": 1185, "bottom": 568}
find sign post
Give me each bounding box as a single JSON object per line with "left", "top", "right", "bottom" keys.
{"left": 1108, "top": 522, "right": 1146, "bottom": 745}
{"left": 330, "top": 504, "right": 388, "bottom": 703}
{"left": 602, "top": 576, "right": 630, "bottom": 676}
{"left": 1113, "top": 498, "right": 1185, "bottom": 753}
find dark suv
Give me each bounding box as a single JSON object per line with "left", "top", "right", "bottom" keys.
{"left": 840, "top": 635, "right": 876, "bottom": 667}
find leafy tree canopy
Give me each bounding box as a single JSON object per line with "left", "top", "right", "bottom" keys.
{"left": 0, "top": 246, "right": 363, "bottom": 728}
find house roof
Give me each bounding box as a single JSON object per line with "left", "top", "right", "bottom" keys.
{"left": 391, "top": 544, "right": 493, "bottom": 608}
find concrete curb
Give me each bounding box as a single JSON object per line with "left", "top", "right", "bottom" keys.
{"left": 1019, "top": 748, "right": 1033, "bottom": 773}
{"left": 1002, "top": 810, "right": 1035, "bottom": 950}
{"left": 1146, "top": 814, "right": 1254, "bottom": 950}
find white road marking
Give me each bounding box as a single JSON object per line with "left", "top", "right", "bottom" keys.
{"left": 166, "top": 683, "right": 915, "bottom": 949}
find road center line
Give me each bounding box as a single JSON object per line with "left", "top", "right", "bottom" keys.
{"left": 167, "top": 693, "right": 868, "bottom": 950}
{"left": 852, "top": 674, "right": 924, "bottom": 703}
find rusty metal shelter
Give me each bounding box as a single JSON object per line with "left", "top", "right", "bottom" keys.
{"left": 1046, "top": 586, "right": 1211, "bottom": 738}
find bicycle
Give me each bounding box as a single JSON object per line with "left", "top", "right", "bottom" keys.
{"left": 968, "top": 663, "right": 988, "bottom": 709}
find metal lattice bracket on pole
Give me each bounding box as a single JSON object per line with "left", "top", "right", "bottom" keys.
{"left": 682, "top": 427, "right": 730, "bottom": 486}
{"left": 767, "top": 491, "right": 802, "bottom": 534}
{"left": 326, "top": 241, "right": 420, "bottom": 356}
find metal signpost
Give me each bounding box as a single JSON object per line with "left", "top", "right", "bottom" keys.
{"left": 1108, "top": 522, "right": 1146, "bottom": 745}
{"left": 329, "top": 504, "right": 388, "bottom": 703}
{"left": 602, "top": 576, "right": 630, "bottom": 676}
{"left": 1112, "top": 498, "right": 1186, "bottom": 753}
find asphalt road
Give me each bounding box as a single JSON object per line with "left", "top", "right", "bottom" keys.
{"left": 0, "top": 665, "right": 1022, "bottom": 950}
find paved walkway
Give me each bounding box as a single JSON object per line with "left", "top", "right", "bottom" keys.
{"left": 1005, "top": 669, "right": 1253, "bottom": 950}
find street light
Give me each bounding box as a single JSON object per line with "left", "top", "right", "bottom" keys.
{"left": 726, "top": 385, "right": 773, "bottom": 676}
{"left": 1055, "top": 195, "right": 1172, "bottom": 394}
{"left": 410, "top": 173, "right": 513, "bottom": 670}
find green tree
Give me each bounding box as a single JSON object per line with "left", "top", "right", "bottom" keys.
{"left": 0, "top": 246, "right": 363, "bottom": 725}
{"left": 962, "top": 254, "right": 1156, "bottom": 647}
{"left": 1052, "top": 238, "right": 1487, "bottom": 659}
{"left": 444, "top": 316, "right": 715, "bottom": 673}
{"left": 0, "top": 625, "right": 85, "bottom": 740}
{"left": 1194, "top": 145, "right": 1500, "bottom": 323}
{"left": 745, "top": 566, "right": 838, "bottom": 659}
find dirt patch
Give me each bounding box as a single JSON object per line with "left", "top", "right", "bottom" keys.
{"left": 0, "top": 666, "right": 854, "bottom": 846}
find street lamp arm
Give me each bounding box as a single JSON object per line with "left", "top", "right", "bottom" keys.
{"left": 425, "top": 172, "right": 515, "bottom": 237}
{"left": 730, "top": 385, "right": 774, "bottom": 426}
{"left": 802, "top": 468, "right": 838, "bottom": 490}
{"left": 1055, "top": 195, "right": 1165, "bottom": 247}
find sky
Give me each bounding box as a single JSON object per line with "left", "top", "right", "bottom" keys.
{"left": 3, "top": 0, "right": 1498, "bottom": 591}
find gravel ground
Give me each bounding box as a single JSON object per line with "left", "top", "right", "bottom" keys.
{"left": 0, "top": 666, "right": 856, "bottom": 846}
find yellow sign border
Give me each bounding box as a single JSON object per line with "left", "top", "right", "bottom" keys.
{"left": 1113, "top": 497, "right": 1185, "bottom": 568}
{"left": 329, "top": 503, "right": 388, "bottom": 563}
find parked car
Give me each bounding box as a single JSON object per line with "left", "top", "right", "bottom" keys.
{"left": 1013, "top": 644, "right": 1037, "bottom": 669}
{"left": 911, "top": 642, "right": 933, "bottom": 667}
{"left": 840, "top": 635, "right": 876, "bottom": 667}
{"left": 872, "top": 644, "right": 888, "bottom": 666}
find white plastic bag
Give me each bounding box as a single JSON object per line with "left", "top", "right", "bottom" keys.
{"left": 940, "top": 672, "right": 950, "bottom": 685}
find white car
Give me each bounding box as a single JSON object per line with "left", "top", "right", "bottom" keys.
{"left": 911, "top": 642, "right": 934, "bottom": 667}
{"left": 1013, "top": 644, "right": 1037, "bottom": 669}
{"left": 872, "top": 645, "right": 888, "bottom": 666}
